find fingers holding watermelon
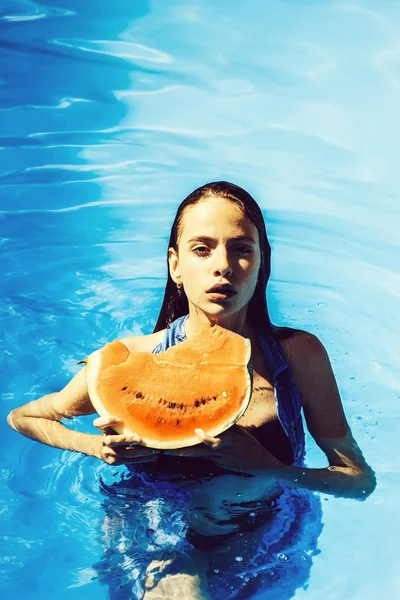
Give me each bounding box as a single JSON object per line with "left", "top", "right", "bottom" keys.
{"left": 98, "top": 442, "right": 159, "bottom": 466}
{"left": 163, "top": 428, "right": 232, "bottom": 459}
{"left": 93, "top": 415, "right": 160, "bottom": 465}
{"left": 93, "top": 415, "right": 126, "bottom": 436}
{"left": 195, "top": 428, "right": 225, "bottom": 449}
{"left": 165, "top": 425, "right": 282, "bottom": 474}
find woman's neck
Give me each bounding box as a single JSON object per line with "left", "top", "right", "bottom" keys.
{"left": 184, "top": 307, "right": 252, "bottom": 339}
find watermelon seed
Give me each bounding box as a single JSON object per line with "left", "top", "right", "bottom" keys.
{"left": 136, "top": 392, "right": 143, "bottom": 399}
{"left": 201, "top": 397, "right": 206, "bottom": 405}
{"left": 213, "top": 396, "right": 217, "bottom": 401}
{"left": 179, "top": 403, "right": 184, "bottom": 410}
{"left": 194, "top": 400, "right": 200, "bottom": 407}
{"left": 122, "top": 387, "right": 128, "bottom": 391}
{"left": 222, "top": 391, "right": 227, "bottom": 397}
{"left": 176, "top": 419, "right": 180, "bottom": 426}
{"left": 169, "top": 402, "right": 176, "bottom": 409}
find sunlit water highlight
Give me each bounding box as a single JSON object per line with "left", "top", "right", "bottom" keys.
{"left": 1, "top": 1, "right": 399, "bottom": 598}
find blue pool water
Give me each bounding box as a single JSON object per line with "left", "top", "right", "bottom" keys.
{"left": 1, "top": 0, "right": 400, "bottom": 598}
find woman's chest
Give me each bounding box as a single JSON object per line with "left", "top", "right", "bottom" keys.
{"left": 236, "top": 368, "right": 278, "bottom": 428}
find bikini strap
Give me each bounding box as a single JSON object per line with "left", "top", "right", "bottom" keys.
{"left": 152, "top": 315, "right": 188, "bottom": 354}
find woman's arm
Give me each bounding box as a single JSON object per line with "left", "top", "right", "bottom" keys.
{"left": 274, "top": 331, "right": 376, "bottom": 499}
{"left": 7, "top": 362, "right": 158, "bottom": 465}
{"left": 7, "top": 367, "right": 104, "bottom": 457}
{"left": 272, "top": 432, "right": 376, "bottom": 499}
{"left": 175, "top": 332, "right": 376, "bottom": 500}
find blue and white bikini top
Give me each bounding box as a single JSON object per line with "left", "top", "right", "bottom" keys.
{"left": 153, "top": 315, "right": 306, "bottom": 467}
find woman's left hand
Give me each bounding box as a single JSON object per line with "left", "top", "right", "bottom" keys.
{"left": 165, "top": 425, "right": 284, "bottom": 475}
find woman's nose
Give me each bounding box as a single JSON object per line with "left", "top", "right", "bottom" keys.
{"left": 213, "top": 248, "right": 233, "bottom": 277}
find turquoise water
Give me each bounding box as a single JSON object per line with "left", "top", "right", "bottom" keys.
{"left": 1, "top": 0, "right": 399, "bottom": 598}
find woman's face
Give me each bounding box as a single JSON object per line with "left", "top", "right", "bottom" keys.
{"left": 168, "top": 196, "right": 261, "bottom": 322}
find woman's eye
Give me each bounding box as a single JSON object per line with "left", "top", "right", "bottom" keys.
{"left": 192, "top": 245, "right": 252, "bottom": 257}
{"left": 193, "top": 246, "right": 210, "bottom": 256}
{"left": 234, "top": 246, "right": 253, "bottom": 255}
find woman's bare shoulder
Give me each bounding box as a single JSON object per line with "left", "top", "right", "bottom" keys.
{"left": 279, "top": 329, "right": 324, "bottom": 366}
{"left": 119, "top": 329, "right": 166, "bottom": 353}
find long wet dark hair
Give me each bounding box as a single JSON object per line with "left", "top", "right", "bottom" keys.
{"left": 153, "top": 181, "right": 295, "bottom": 339}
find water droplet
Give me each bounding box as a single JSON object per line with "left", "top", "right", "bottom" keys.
{"left": 308, "top": 309, "right": 313, "bottom": 314}
{"left": 350, "top": 377, "right": 356, "bottom": 381}
{"left": 277, "top": 553, "right": 288, "bottom": 561}
{"left": 235, "top": 492, "right": 243, "bottom": 497}
{"left": 249, "top": 512, "right": 256, "bottom": 517}
{"left": 213, "top": 568, "right": 220, "bottom": 574}
{"left": 235, "top": 556, "right": 243, "bottom": 562}
{"left": 293, "top": 478, "right": 298, "bottom": 482}
{"left": 317, "top": 302, "right": 325, "bottom": 307}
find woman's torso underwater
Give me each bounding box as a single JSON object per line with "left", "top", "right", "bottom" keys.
{"left": 122, "top": 316, "right": 307, "bottom": 536}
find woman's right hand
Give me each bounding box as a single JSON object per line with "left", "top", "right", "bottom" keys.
{"left": 93, "top": 416, "right": 160, "bottom": 466}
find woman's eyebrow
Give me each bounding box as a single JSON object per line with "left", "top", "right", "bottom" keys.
{"left": 187, "top": 235, "right": 256, "bottom": 244}
{"left": 230, "top": 236, "right": 257, "bottom": 244}
{"left": 187, "top": 235, "right": 215, "bottom": 244}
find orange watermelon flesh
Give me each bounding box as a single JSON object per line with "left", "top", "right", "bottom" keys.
{"left": 85, "top": 325, "right": 252, "bottom": 449}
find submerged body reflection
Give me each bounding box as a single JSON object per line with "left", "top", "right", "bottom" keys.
{"left": 96, "top": 465, "right": 322, "bottom": 599}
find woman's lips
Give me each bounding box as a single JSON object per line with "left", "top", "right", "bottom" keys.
{"left": 206, "top": 288, "right": 237, "bottom": 301}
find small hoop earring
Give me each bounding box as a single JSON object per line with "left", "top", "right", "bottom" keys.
{"left": 176, "top": 282, "right": 182, "bottom": 296}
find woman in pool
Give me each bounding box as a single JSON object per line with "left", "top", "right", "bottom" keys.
{"left": 8, "top": 181, "right": 376, "bottom": 599}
